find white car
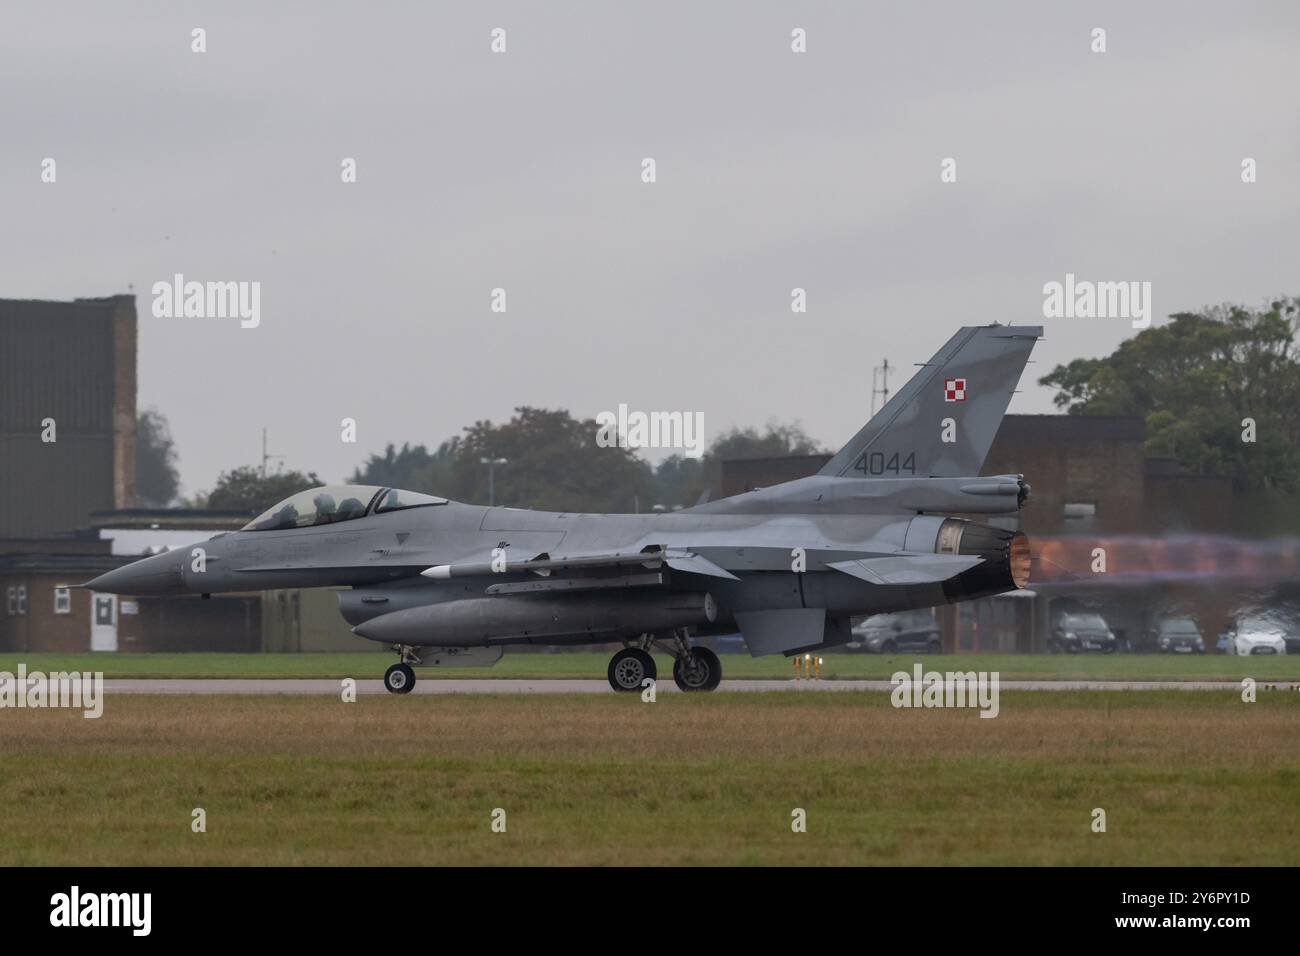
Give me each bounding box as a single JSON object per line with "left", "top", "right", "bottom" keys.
{"left": 1225, "top": 626, "right": 1287, "bottom": 656}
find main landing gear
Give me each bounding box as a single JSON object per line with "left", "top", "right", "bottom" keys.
{"left": 673, "top": 645, "right": 722, "bottom": 691}
{"left": 384, "top": 645, "right": 420, "bottom": 694}
{"left": 606, "top": 630, "right": 722, "bottom": 693}
{"left": 607, "top": 647, "right": 656, "bottom": 691}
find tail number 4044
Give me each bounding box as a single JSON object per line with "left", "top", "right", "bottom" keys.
{"left": 852, "top": 451, "right": 916, "bottom": 476}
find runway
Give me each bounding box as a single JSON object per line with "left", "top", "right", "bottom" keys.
{"left": 97, "top": 678, "right": 1284, "bottom": 695}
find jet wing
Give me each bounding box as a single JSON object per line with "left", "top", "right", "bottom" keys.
{"left": 826, "top": 553, "right": 982, "bottom": 585}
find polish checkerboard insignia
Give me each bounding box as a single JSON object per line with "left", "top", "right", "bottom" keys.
{"left": 944, "top": 378, "right": 967, "bottom": 402}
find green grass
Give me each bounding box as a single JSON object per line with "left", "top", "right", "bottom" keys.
{"left": 1, "top": 691, "right": 1297, "bottom": 865}
{"left": 0, "top": 650, "right": 1297, "bottom": 681}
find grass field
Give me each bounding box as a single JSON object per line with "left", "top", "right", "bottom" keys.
{"left": 1, "top": 691, "right": 1297, "bottom": 865}
{"left": 1, "top": 651, "right": 1297, "bottom": 681}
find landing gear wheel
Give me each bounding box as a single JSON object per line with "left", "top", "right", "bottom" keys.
{"left": 673, "top": 646, "right": 722, "bottom": 692}
{"left": 384, "top": 663, "right": 415, "bottom": 694}
{"left": 608, "top": 648, "right": 657, "bottom": 692}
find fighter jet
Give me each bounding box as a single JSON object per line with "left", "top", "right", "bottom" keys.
{"left": 87, "top": 325, "right": 1040, "bottom": 693}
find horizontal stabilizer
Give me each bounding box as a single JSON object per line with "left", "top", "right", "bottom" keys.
{"left": 827, "top": 553, "right": 983, "bottom": 585}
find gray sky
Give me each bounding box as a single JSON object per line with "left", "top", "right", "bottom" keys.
{"left": 3, "top": 1, "right": 1297, "bottom": 495}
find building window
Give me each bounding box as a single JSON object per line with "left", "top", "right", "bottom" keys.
{"left": 16, "top": 585, "right": 27, "bottom": 615}
{"left": 54, "top": 586, "right": 72, "bottom": 615}
{"left": 5, "top": 587, "right": 14, "bottom": 615}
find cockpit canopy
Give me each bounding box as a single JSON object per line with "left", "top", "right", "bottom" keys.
{"left": 241, "top": 485, "right": 447, "bottom": 532}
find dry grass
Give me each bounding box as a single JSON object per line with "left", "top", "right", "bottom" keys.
{"left": 1, "top": 692, "right": 1297, "bottom": 865}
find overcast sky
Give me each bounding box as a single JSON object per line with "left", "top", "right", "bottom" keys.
{"left": 3, "top": 1, "right": 1298, "bottom": 495}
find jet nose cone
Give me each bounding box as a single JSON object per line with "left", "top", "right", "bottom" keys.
{"left": 83, "top": 567, "right": 130, "bottom": 593}
{"left": 85, "top": 548, "right": 189, "bottom": 595}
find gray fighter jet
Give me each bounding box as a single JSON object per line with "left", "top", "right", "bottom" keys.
{"left": 88, "top": 325, "right": 1040, "bottom": 693}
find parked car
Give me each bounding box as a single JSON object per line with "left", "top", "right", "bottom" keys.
{"left": 850, "top": 611, "right": 942, "bottom": 654}
{"left": 1048, "top": 612, "right": 1117, "bottom": 654}
{"left": 1224, "top": 623, "right": 1287, "bottom": 656}
{"left": 1150, "top": 617, "right": 1205, "bottom": 654}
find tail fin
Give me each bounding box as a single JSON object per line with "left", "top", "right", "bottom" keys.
{"left": 820, "top": 325, "right": 1042, "bottom": 479}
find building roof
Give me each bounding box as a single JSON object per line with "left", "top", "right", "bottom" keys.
{"left": 0, "top": 552, "right": 128, "bottom": 575}
{"left": 89, "top": 508, "right": 252, "bottom": 531}
{"left": 996, "top": 414, "right": 1146, "bottom": 442}
{"left": 0, "top": 532, "right": 108, "bottom": 556}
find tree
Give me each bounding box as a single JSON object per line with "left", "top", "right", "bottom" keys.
{"left": 708, "top": 421, "right": 824, "bottom": 460}
{"left": 345, "top": 414, "right": 827, "bottom": 513}
{"left": 206, "top": 466, "right": 323, "bottom": 513}
{"left": 1038, "top": 299, "right": 1300, "bottom": 490}
{"left": 450, "top": 407, "right": 656, "bottom": 512}
{"left": 136, "top": 408, "right": 180, "bottom": 507}
{"left": 652, "top": 455, "right": 707, "bottom": 509}
{"left": 350, "top": 442, "right": 456, "bottom": 495}
{"left": 653, "top": 421, "right": 826, "bottom": 507}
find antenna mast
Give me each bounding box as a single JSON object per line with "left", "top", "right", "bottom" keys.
{"left": 871, "top": 358, "right": 891, "bottom": 416}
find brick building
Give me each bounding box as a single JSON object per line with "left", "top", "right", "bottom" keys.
{"left": 0, "top": 511, "right": 264, "bottom": 653}
{"left": 981, "top": 415, "right": 1146, "bottom": 535}
{"left": 0, "top": 534, "right": 118, "bottom": 653}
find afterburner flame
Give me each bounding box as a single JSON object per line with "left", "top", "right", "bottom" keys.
{"left": 1010, "top": 532, "right": 1032, "bottom": 589}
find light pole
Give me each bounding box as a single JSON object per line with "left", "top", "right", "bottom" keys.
{"left": 480, "top": 457, "right": 508, "bottom": 507}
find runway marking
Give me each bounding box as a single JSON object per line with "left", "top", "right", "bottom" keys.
{"left": 96, "top": 678, "right": 1278, "bottom": 695}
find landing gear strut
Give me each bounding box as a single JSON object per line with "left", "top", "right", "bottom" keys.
{"left": 384, "top": 645, "right": 421, "bottom": 694}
